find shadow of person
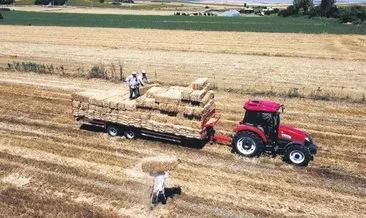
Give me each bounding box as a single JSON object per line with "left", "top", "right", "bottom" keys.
{"left": 164, "top": 186, "right": 182, "bottom": 201}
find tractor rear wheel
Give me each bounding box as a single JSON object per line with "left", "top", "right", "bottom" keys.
{"left": 232, "top": 131, "right": 263, "bottom": 157}
{"left": 283, "top": 145, "right": 311, "bottom": 167}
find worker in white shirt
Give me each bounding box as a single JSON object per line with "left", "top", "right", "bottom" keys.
{"left": 150, "top": 171, "right": 168, "bottom": 207}
{"left": 138, "top": 69, "right": 150, "bottom": 86}
{"left": 126, "top": 71, "right": 141, "bottom": 99}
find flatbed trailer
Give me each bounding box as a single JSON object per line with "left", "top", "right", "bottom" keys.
{"left": 72, "top": 98, "right": 230, "bottom": 145}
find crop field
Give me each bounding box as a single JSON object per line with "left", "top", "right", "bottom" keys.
{"left": 0, "top": 25, "right": 366, "bottom": 217}
{"left": 1, "top": 10, "right": 366, "bottom": 34}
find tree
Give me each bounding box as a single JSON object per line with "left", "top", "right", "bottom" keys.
{"left": 293, "top": 0, "right": 313, "bottom": 12}
{"left": 320, "top": 0, "right": 338, "bottom": 17}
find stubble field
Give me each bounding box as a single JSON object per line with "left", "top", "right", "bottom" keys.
{"left": 0, "top": 25, "right": 365, "bottom": 217}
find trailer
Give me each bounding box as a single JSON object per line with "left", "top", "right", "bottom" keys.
{"left": 71, "top": 79, "right": 317, "bottom": 167}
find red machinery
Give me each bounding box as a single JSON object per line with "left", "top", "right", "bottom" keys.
{"left": 202, "top": 100, "right": 317, "bottom": 167}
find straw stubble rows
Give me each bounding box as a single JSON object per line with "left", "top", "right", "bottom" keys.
{"left": 0, "top": 77, "right": 365, "bottom": 217}
{"left": 0, "top": 25, "right": 365, "bottom": 217}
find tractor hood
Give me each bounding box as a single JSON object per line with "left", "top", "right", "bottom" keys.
{"left": 278, "top": 125, "right": 307, "bottom": 144}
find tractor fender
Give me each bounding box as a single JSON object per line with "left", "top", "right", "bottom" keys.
{"left": 234, "top": 124, "right": 267, "bottom": 143}
{"left": 284, "top": 141, "right": 304, "bottom": 150}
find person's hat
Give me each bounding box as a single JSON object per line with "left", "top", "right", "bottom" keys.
{"left": 141, "top": 69, "right": 146, "bottom": 74}
{"left": 132, "top": 71, "right": 137, "bottom": 75}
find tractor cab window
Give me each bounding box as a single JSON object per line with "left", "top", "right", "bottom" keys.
{"left": 244, "top": 111, "right": 279, "bottom": 141}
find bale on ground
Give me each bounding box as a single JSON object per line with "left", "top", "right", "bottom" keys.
{"left": 141, "top": 155, "right": 180, "bottom": 173}
{"left": 192, "top": 78, "right": 208, "bottom": 90}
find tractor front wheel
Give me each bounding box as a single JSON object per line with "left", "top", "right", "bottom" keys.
{"left": 283, "top": 145, "right": 311, "bottom": 167}
{"left": 232, "top": 131, "right": 263, "bottom": 157}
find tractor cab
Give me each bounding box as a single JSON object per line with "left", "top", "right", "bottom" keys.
{"left": 242, "top": 100, "right": 281, "bottom": 143}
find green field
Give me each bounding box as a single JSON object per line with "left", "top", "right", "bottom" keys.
{"left": 1, "top": 10, "right": 365, "bottom": 34}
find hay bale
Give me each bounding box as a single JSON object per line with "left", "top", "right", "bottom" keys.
{"left": 183, "top": 106, "right": 194, "bottom": 116}
{"left": 150, "top": 113, "right": 167, "bottom": 123}
{"left": 140, "top": 83, "right": 159, "bottom": 96}
{"left": 170, "top": 86, "right": 192, "bottom": 101}
{"left": 200, "top": 90, "right": 215, "bottom": 106}
{"left": 146, "top": 87, "right": 167, "bottom": 98}
{"left": 192, "top": 78, "right": 208, "bottom": 90}
{"left": 159, "top": 103, "right": 179, "bottom": 113}
{"left": 155, "top": 88, "right": 182, "bottom": 105}
{"left": 141, "top": 155, "right": 180, "bottom": 173}
{"left": 124, "top": 100, "right": 137, "bottom": 111}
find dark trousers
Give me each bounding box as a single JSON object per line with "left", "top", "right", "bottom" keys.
{"left": 129, "top": 87, "right": 140, "bottom": 99}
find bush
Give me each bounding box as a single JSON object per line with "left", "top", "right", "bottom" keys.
{"left": 338, "top": 5, "right": 366, "bottom": 24}
{"left": 278, "top": 5, "right": 298, "bottom": 17}
{"left": 34, "top": 0, "right": 67, "bottom": 5}
{"left": 88, "top": 65, "right": 106, "bottom": 79}
{"left": 0, "top": 0, "right": 14, "bottom": 4}
{"left": 99, "top": 0, "right": 104, "bottom": 3}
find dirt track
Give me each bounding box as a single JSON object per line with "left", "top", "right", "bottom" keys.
{"left": 0, "top": 25, "right": 366, "bottom": 217}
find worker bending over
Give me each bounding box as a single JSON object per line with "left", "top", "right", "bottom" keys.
{"left": 126, "top": 71, "right": 142, "bottom": 100}
{"left": 150, "top": 171, "right": 168, "bottom": 207}
{"left": 138, "top": 69, "right": 150, "bottom": 86}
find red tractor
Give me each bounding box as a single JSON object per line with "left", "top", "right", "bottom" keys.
{"left": 227, "top": 100, "right": 317, "bottom": 166}
{"left": 208, "top": 100, "right": 317, "bottom": 167}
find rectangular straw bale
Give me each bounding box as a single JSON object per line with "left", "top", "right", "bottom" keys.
{"left": 191, "top": 78, "right": 208, "bottom": 90}
{"left": 200, "top": 90, "right": 215, "bottom": 106}
{"left": 71, "top": 90, "right": 100, "bottom": 102}
{"left": 150, "top": 113, "right": 167, "bottom": 123}
{"left": 124, "top": 100, "right": 137, "bottom": 111}
{"left": 140, "top": 83, "right": 159, "bottom": 96}
{"left": 155, "top": 88, "right": 182, "bottom": 105}
{"left": 193, "top": 107, "right": 204, "bottom": 117}
{"left": 190, "top": 89, "right": 207, "bottom": 102}
{"left": 170, "top": 86, "right": 192, "bottom": 101}
{"left": 183, "top": 106, "right": 194, "bottom": 116}
{"left": 146, "top": 87, "right": 167, "bottom": 98}
{"left": 159, "top": 103, "right": 179, "bottom": 113}
{"left": 141, "top": 156, "right": 179, "bottom": 173}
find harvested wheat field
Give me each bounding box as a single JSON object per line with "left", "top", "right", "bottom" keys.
{"left": 0, "top": 25, "right": 365, "bottom": 217}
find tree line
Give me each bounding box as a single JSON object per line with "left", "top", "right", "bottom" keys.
{"left": 279, "top": 0, "right": 366, "bottom": 24}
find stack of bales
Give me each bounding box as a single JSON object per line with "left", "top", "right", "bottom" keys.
{"left": 72, "top": 78, "right": 215, "bottom": 139}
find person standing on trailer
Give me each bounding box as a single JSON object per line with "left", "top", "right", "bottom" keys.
{"left": 138, "top": 69, "right": 150, "bottom": 86}
{"left": 126, "top": 71, "right": 141, "bottom": 100}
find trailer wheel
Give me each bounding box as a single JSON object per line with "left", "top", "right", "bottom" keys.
{"left": 283, "top": 144, "right": 311, "bottom": 167}
{"left": 232, "top": 131, "right": 263, "bottom": 157}
{"left": 124, "top": 128, "right": 138, "bottom": 140}
{"left": 107, "top": 125, "right": 120, "bottom": 137}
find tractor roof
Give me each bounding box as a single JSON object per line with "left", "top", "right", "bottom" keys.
{"left": 244, "top": 100, "right": 281, "bottom": 113}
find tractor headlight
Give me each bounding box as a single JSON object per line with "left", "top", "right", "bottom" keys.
{"left": 305, "top": 136, "right": 310, "bottom": 142}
